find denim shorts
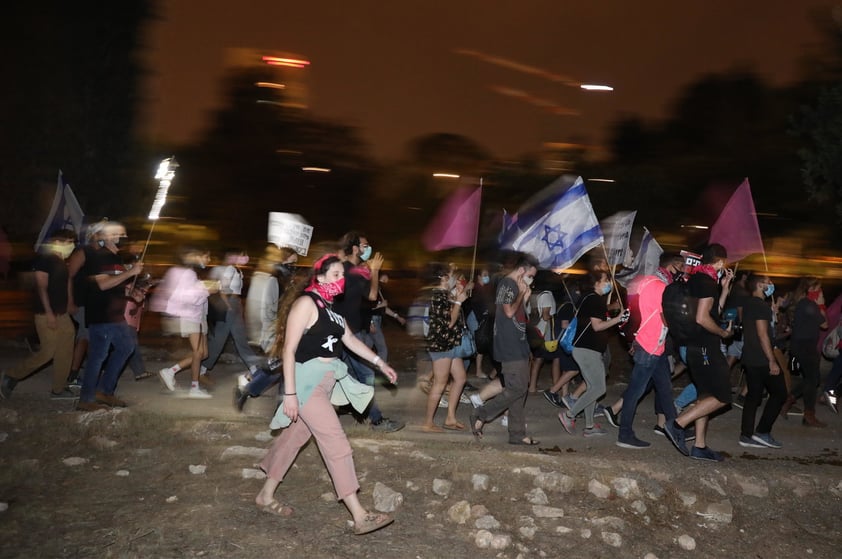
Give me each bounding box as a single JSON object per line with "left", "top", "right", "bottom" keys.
{"left": 428, "top": 348, "right": 458, "bottom": 361}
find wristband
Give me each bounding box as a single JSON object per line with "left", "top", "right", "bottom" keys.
{"left": 284, "top": 392, "right": 297, "bottom": 396}
{"left": 453, "top": 301, "right": 462, "bottom": 306}
{"left": 372, "top": 356, "right": 382, "bottom": 367}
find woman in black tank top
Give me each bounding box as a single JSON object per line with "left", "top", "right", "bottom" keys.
{"left": 255, "top": 254, "right": 399, "bottom": 535}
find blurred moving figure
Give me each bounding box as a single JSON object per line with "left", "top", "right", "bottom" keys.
{"left": 153, "top": 246, "right": 217, "bottom": 399}
{"left": 1, "top": 229, "right": 77, "bottom": 400}
{"left": 245, "top": 245, "right": 298, "bottom": 354}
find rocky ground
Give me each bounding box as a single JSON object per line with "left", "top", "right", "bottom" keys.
{"left": 1, "top": 329, "right": 841, "bottom": 558}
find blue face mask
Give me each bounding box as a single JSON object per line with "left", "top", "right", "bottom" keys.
{"left": 360, "top": 245, "right": 372, "bottom": 261}
{"left": 601, "top": 283, "right": 612, "bottom": 295}
{"left": 764, "top": 283, "right": 775, "bottom": 298}
{"left": 481, "top": 275, "right": 490, "bottom": 285}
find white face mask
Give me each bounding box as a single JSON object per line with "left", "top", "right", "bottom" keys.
{"left": 523, "top": 276, "right": 534, "bottom": 286}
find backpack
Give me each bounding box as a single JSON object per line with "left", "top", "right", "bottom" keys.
{"left": 661, "top": 279, "right": 699, "bottom": 345}
{"left": 560, "top": 295, "right": 593, "bottom": 354}
{"left": 823, "top": 325, "right": 842, "bottom": 360}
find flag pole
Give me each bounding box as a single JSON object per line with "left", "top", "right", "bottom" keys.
{"left": 468, "top": 177, "right": 482, "bottom": 284}
{"left": 131, "top": 157, "right": 178, "bottom": 291}
{"left": 599, "top": 241, "right": 625, "bottom": 308}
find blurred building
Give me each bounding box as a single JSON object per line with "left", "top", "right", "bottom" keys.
{"left": 224, "top": 48, "right": 310, "bottom": 109}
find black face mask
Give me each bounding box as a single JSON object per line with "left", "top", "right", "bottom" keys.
{"left": 275, "top": 262, "right": 295, "bottom": 276}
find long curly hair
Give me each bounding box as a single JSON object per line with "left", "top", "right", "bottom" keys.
{"left": 268, "top": 254, "right": 343, "bottom": 359}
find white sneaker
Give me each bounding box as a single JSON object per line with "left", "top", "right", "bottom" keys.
{"left": 469, "top": 394, "right": 483, "bottom": 408}
{"left": 187, "top": 386, "right": 212, "bottom": 399}
{"left": 237, "top": 374, "right": 250, "bottom": 390}
{"left": 158, "top": 368, "right": 176, "bottom": 391}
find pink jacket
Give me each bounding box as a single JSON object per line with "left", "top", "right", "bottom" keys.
{"left": 152, "top": 266, "right": 209, "bottom": 323}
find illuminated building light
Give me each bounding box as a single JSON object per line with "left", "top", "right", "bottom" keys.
{"left": 432, "top": 173, "right": 460, "bottom": 178}
{"left": 256, "top": 81, "right": 286, "bottom": 89}
{"left": 680, "top": 224, "right": 709, "bottom": 230}
{"left": 302, "top": 167, "right": 331, "bottom": 173}
{"left": 588, "top": 178, "right": 615, "bottom": 183}
{"left": 262, "top": 56, "right": 310, "bottom": 68}
{"left": 580, "top": 84, "right": 614, "bottom": 91}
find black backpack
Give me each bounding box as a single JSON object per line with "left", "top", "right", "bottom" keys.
{"left": 661, "top": 279, "right": 699, "bottom": 345}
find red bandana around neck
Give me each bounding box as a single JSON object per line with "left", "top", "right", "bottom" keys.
{"left": 306, "top": 278, "right": 345, "bottom": 303}
{"left": 688, "top": 264, "right": 718, "bottom": 282}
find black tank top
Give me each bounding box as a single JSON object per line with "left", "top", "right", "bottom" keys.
{"left": 295, "top": 292, "right": 346, "bottom": 361}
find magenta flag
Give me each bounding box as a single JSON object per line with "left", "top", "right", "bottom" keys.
{"left": 708, "top": 179, "right": 764, "bottom": 261}
{"left": 422, "top": 185, "right": 482, "bottom": 251}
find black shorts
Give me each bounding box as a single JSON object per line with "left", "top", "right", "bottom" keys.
{"left": 685, "top": 345, "right": 732, "bottom": 404}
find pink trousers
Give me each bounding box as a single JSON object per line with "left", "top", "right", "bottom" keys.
{"left": 260, "top": 370, "right": 360, "bottom": 500}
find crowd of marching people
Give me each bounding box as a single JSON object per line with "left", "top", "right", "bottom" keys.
{"left": 3, "top": 219, "right": 842, "bottom": 532}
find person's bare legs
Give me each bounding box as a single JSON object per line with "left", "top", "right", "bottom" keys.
{"left": 446, "top": 358, "right": 467, "bottom": 426}
{"left": 423, "top": 358, "right": 451, "bottom": 431}
{"left": 528, "top": 357, "right": 544, "bottom": 393}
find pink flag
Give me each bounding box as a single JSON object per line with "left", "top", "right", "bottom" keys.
{"left": 422, "top": 186, "right": 482, "bottom": 251}
{"left": 708, "top": 178, "right": 764, "bottom": 261}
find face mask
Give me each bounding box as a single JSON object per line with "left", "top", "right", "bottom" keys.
{"left": 97, "top": 239, "right": 106, "bottom": 248}
{"left": 481, "top": 275, "right": 490, "bottom": 285}
{"left": 763, "top": 283, "right": 775, "bottom": 298}
{"left": 671, "top": 269, "right": 683, "bottom": 282}
{"left": 601, "top": 283, "right": 612, "bottom": 295}
{"left": 309, "top": 277, "right": 346, "bottom": 303}
{"left": 360, "top": 245, "right": 373, "bottom": 262}
{"left": 717, "top": 269, "right": 724, "bottom": 280}
{"left": 276, "top": 262, "right": 295, "bottom": 276}
{"left": 523, "top": 276, "right": 534, "bottom": 286}
{"left": 807, "top": 289, "right": 820, "bottom": 302}
{"left": 447, "top": 276, "right": 457, "bottom": 290}
{"left": 55, "top": 243, "right": 74, "bottom": 259}
{"left": 115, "top": 237, "right": 125, "bottom": 247}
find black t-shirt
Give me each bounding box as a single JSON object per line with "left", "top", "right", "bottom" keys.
{"left": 72, "top": 244, "right": 100, "bottom": 307}
{"left": 686, "top": 272, "right": 720, "bottom": 348}
{"left": 333, "top": 261, "right": 369, "bottom": 333}
{"left": 741, "top": 296, "right": 773, "bottom": 367}
{"left": 574, "top": 291, "right": 609, "bottom": 353}
{"left": 33, "top": 252, "right": 69, "bottom": 315}
{"left": 792, "top": 298, "right": 824, "bottom": 345}
{"left": 295, "top": 292, "right": 346, "bottom": 361}
{"left": 85, "top": 248, "right": 129, "bottom": 326}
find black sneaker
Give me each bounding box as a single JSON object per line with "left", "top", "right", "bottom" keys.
{"left": 50, "top": 388, "right": 78, "bottom": 400}
{"left": 738, "top": 434, "right": 764, "bottom": 448}
{"left": 690, "top": 446, "right": 725, "bottom": 462}
{"left": 371, "top": 418, "right": 405, "bottom": 433}
{"left": 664, "top": 421, "right": 689, "bottom": 456}
{"left": 234, "top": 386, "right": 250, "bottom": 413}
{"left": 732, "top": 395, "right": 745, "bottom": 410}
{"left": 542, "top": 390, "right": 563, "bottom": 408}
{"left": 616, "top": 436, "right": 651, "bottom": 449}
{"left": 0, "top": 373, "right": 16, "bottom": 399}
{"left": 604, "top": 406, "right": 620, "bottom": 428}
{"left": 653, "top": 425, "right": 666, "bottom": 437}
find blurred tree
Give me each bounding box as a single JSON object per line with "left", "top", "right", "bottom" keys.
{"left": 174, "top": 68, "right": 375, "bottom": 252}
{"left": 0, "top": 2, "right": 154, "bottom": 240}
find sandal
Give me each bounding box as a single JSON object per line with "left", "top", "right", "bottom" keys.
{"left": 443, "top": 421, "right": 466, "bottom": 431}
{"left": 258, "top": 499, "right": 294, "bottom": 517}
{"left": 354, "top": 512, "right": 394, "bottom": 535}
{"left": 509, "top": 437, "right": 540, "bottom": 446}
{"left": 469, "top": 411, "right": 484, "bottom": 439}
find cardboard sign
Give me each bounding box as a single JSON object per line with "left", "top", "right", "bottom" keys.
{"left": 267, "top": 212, "right": 313, "bottom": 256}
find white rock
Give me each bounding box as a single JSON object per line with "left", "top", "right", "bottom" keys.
{"left": 221, "top": 446, "right": 266, "bottom": 460}
{"left": 448, "top": 500, "right": 472, "bottom": 524}
{"left": 0, "top": 502, "right": 8, "bottom": 512}
{"left": 517, "top": 466, "right": 543, "bottom": 476}
{"left": 555, "top": 526, "right": 573, "bottom": 534}
{"left": 830, "top": 481, "right": 842, "bottom": 498}
{"left": 166, "top": 495, "right": 178, "bottom": 503}
{"left": 588, "top": 479, "right": 611, "bottom": 499}
{"left": 89, "top": 436, "right": 117, "bottom": 449}
{"left": 115, "top": 470, "right": 130, "bottom": 477}
{"left": 679, "top": 492, "right": 697, "bottom": 507}
{"left": 62, "top": 457, "right": 88, "bottom": 467}
{"left": 476, "top": 515, "right": 500, "bottom": 530}
{"left": 699, "top": 500, "right": 733, "bottom": 523}
{"left": 532, "top": 505, "right": 564, "bottom": 518}
{"left": 405, "top": 480, "right": 420, "bottom": 491}
{"left": 592, "top": 516, "right": 625, "bottom": 530}
{"left": 372, "top": 482, "right": 403, "bottom": 512}
{"left": 490, "top": 534, "right": 512, "bottom": 550}
{"left": 254, "top": 430, "right": 273, "bottom": 442}
{"left": 678, "top": 534, "right": 696, "bottom": 550}
{"left": 519, "top": 525, "right": 537, "bottom": 539}
{"left": 644, "top": 553, "right": 659, "bottom": 559}
{"left": 472, "top": 474, "right": 490, "bottom": 491}
{"left": 700, "top": 476, "right": 726, "bottom": 496}
{"left": 433, "top": 478, "right": 453, "bottom": 497}
{"left": 733, "top": 473, "right": 769, "bottom": 498}
{"left": 601, "top": 532, "right": 622, "bottom": 547}
{"left": 475, "top": 529, "right": 493, "bottom": 548}
{"left": 526, "top": 487, "right": 549, "bottom": 505}
{"left": 321, "top": 492, "right": 335, "bottom": 502}
{"left": 409, "top": 450, "right": 434, "bottom": 461}
{"left": 0, "top": 432, "right": 8, "bottom": 442}
{"left": 535, "top": 471, "right": 574, "bottom": 493}
{"left": 471, "top": 504, "right": 489, "bottom": 518}
{"left": 241, "top": 468, "right": 266, "bottom": 480}
{"left": 631, "top": 500, "right": 647, "bottom": 514}
{"left": 189, "top": 464, "right": 207, "bottom": 475}
{"left": 580, "top": 528, "right": 592, "bottom": 539}
{"left": 611, "top": 477, "right": 641, "bottom": 499}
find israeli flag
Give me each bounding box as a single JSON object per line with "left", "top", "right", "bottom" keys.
{"left": 34, "top": 171, "right": 85, "bottom": 251}
{"left": 508, "top": 176, "right": 603, "bottom": 269}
